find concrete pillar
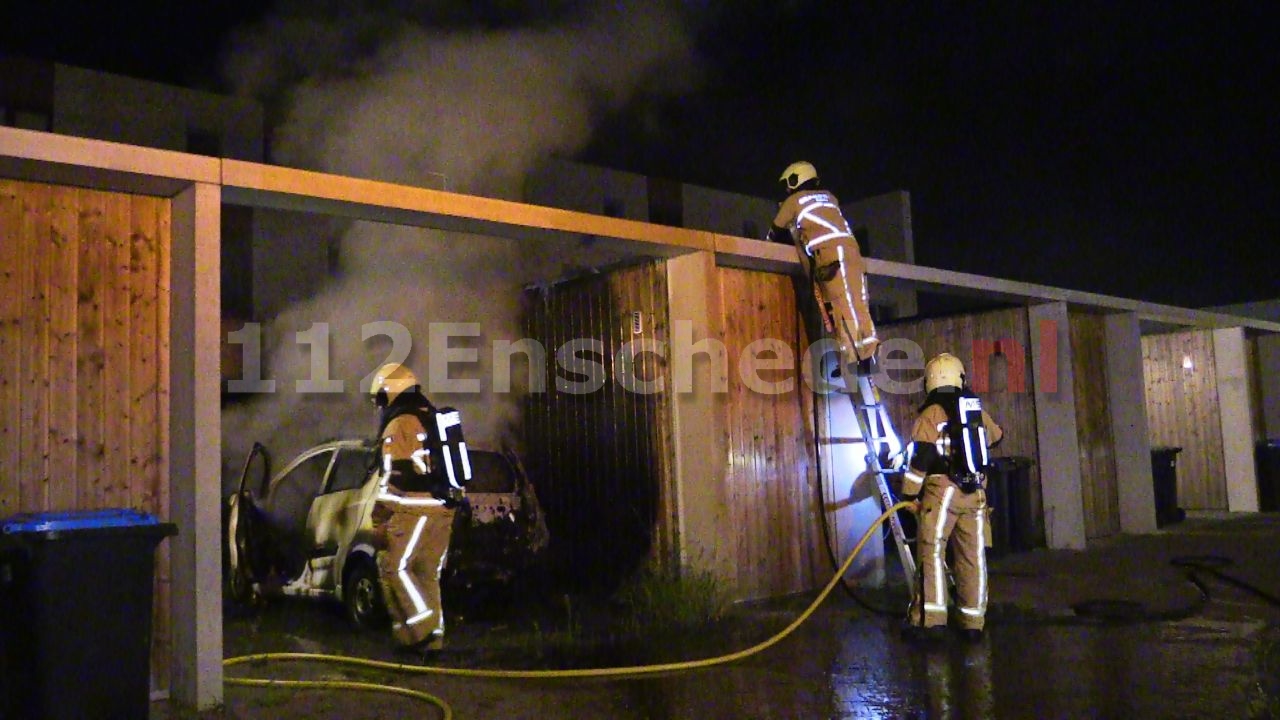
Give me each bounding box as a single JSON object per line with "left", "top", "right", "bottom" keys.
{"left": 1104, "top": 312, "right": 1157, "bottom": 533}
{"left": 665, "top": 252, "right": 734, "bottom": 587}
{"left": 1213, "top": 327, "right": 1260, "bottom": 512}
{"left": 169, "top": 182, "right": 223, "bottom": 708}
{"left": 1029, "top": 302, "right": 1087, "bottom": 550}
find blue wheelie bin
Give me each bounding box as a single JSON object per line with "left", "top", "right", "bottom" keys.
{"left": 0, "top": 509, "right": 176, "bottom": 720}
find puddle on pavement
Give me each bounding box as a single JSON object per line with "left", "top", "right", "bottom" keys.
{"left": 221, "top": 590, "right": 1274, "bottom": 719}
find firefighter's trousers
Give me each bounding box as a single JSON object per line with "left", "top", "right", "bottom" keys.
{"left": 811, "top": 239, "right": 878, "bottom": 369}
{"left": 908, "top": 476, "right": 988, "bottom": 631}
{"left": 375, "top": 495, "right": 455, "bottom": 647}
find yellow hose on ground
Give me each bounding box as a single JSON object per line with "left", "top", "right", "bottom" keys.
{"left": 224, "top": 501, "right": 914, "bottom": 718}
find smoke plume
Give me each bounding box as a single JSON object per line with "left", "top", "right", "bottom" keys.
{"left": 220, "top": 1, "right": 699, "bottom": 485}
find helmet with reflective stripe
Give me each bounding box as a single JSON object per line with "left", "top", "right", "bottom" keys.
{"left": 924, "top": 353, "right": 966, "bottom": 393}
{"left": 779, "top": 161, "right": 818, "bottom": 192}
{"left": 369, "top": 362, "right": 420, "bottom": 407}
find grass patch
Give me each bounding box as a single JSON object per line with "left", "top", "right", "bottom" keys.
{"left": 612, "top": 561, "right": 731, "bottom": 637}
{"left": 1249, "top": 627, "right": 1280, "bottom": 720}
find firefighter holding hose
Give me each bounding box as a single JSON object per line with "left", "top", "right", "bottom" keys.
{"left": 901, "top": 353, "right": 1003, "bottom": 643}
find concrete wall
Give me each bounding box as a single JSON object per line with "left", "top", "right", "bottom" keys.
{"left": 524, "top": 156, "right": 650, "bottom": 221}
{"left": 843, "top": 190, "right": 916, "bottom": 264}
{"left": 54, "top": 65, "right": 264, "bottom": 161}
{"left": 681, "top": 183, "right": 776, "bottom": 240}
{"left": 844, "top": 190, "right": 918, "bottom": 319}
{"left": 248, "top": 209, "right": 341, "bottom": 320}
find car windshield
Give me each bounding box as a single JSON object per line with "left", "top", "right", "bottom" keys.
{"left": 324, "top": 447, "right": 375, "bottom": 494}
{"left": 467, "top": 451, "right": 515, "bottom": 493}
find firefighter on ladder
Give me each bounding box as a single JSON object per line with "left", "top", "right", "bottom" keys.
{"left": 368, "top": 362, "right": 469, "bottom": 656}
{"left": 902, "top": 353, "right": 1003, "bottom": 643}
{"left": 767, "top": 161, "right": 879, "bottom": 376}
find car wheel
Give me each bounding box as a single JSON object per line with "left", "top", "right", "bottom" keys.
{"left": 344, "top": 557, "right": 387, "bottom": 629}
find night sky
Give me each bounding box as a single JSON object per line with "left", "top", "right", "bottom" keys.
{"left": 2, "top": 0, "right": 1276, "bottom": 309}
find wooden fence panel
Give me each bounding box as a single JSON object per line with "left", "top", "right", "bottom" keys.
{"left": 48, "top": 188, "right": 80, "bottom": 510}
{"left": 1069, "top": 310, "right": 1119, "bottom": 538}
{"left": 717, "top": 268, "right": 822, "bottom": 599}
{"left": 521, "top": 260, "right": 673, "bottom": 592}
{"left": 0, "top": 179, "right": 172, "bottom": 693}
{"left": 75, "top": 190, "right": 107, "bottom": 508}
{"left": 0, "top": 181, "right": 23, "bottom": 517}
{"left": 19, "top": 180, "right": 51, "bottom": 512}
{"left": 1142, "top": 330, "right": 1226, "bottom": 510}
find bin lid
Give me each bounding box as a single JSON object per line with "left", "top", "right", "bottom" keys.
{"left": 2, "top": 508, "right": 162, "bottom": 534}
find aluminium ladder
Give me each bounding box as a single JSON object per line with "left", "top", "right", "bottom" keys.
{"left": 835, "top": 367, "right": 917, "bottom": 594}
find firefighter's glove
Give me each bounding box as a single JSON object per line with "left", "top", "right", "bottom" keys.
{"left": 441, "top": 486, "right": 465, "bottom": 509}
{"left": 370, "top": 501, "right": 393, "bottom": 549}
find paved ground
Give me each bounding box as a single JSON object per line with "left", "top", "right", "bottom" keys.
{"left": 157, "top": 513, "right": 1280, "bottom": 719}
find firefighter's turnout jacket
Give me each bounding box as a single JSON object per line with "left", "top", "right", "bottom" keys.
{"left": 903, "top": 389, "right": 1003, "bottom": 631}
{"left": 373, "top": 393, "right": 465, "bottom": 647}
{"left": 771, "top": 188, "right": 879, "bottom": 369}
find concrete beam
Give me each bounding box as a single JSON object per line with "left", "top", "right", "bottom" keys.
{"left": 221, "top": 159, "right": 715, "bottom": 258}
{"left": 1214, "top": 328, "right": 1260, "bottom": 512}
{"left": 861, "top": 258, "right": 1280, "bottom": 334}
{"left": 1030, "top": 302, "right": 1087, "bottom": 549}
{"left": 169, "top": 182, "right": 223, "bottom": 709}
{"left": 1105, "top": 313, "right": 1157, "bottom": 533}
{"left": 712, "top": 235, "right": 800, "bottom": 275}
{"left": 0, "top": 126, "right": 218, "bottom": 196}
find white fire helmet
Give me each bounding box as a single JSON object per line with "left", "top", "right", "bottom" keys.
{"left": 779, "top": 161, "right": 818, "bottom": 192}
{"left": 369, "top": 362, "right": 419, "bottom": 406}
{"left": 924, "top": 353, "right": 966, "bottom": 393}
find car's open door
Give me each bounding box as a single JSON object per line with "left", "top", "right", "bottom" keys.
{"left": 226, "top": 442, "right": 271, "bottom": 604}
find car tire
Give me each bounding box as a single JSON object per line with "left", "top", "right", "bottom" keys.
{"left": 344, "top": 556, "right": 388, "bottom": 629}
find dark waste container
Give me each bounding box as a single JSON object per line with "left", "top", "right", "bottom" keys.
{"left": 1257, "top": 439, "right": 1280, "bottom": 512}
{"left": 1151, "top": 447, "right": 1185, "bottom": 528}
{"left": 0, "top": 509, "right": 176, "bottom": 720}
{"left": 986, "top": 456, "right": 1038, "bottom": 556}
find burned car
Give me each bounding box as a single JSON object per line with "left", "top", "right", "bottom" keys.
{"left": 225, "top": 439, "right": 548, "bottom": 627}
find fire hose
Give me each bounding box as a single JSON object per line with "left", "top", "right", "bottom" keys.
{"left": 222, "top": 501, "right": 915, "bottom": 719}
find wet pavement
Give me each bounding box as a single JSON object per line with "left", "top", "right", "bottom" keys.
{"left": 159, "top": 513, "right": 1280, "bottom": 719}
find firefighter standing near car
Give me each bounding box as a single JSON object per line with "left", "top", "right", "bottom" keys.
{"left": 767, "top": 161, "right": 880, "bottom": 376}
{"left": 902, "top": 353, "right": 1003, "bottom": 642}
{"left": 368, "top": 362, "right": 470, "bottom": 654}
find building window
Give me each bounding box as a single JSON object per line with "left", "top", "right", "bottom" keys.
{"left": 13, "top": 110, "right": 50, "bottom": 131}
{"left": 853, "top": 225, "right": 871, "bottom": 257}
{"left": 187, "top": 129, "right": 222, "bottom": 157}
{"left": 647, "top": 176, "right": 683, "bottom": 227}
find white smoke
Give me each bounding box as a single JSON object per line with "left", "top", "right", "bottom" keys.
{"left": 221, "top": 1, "right": 698, "bottom": 482}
